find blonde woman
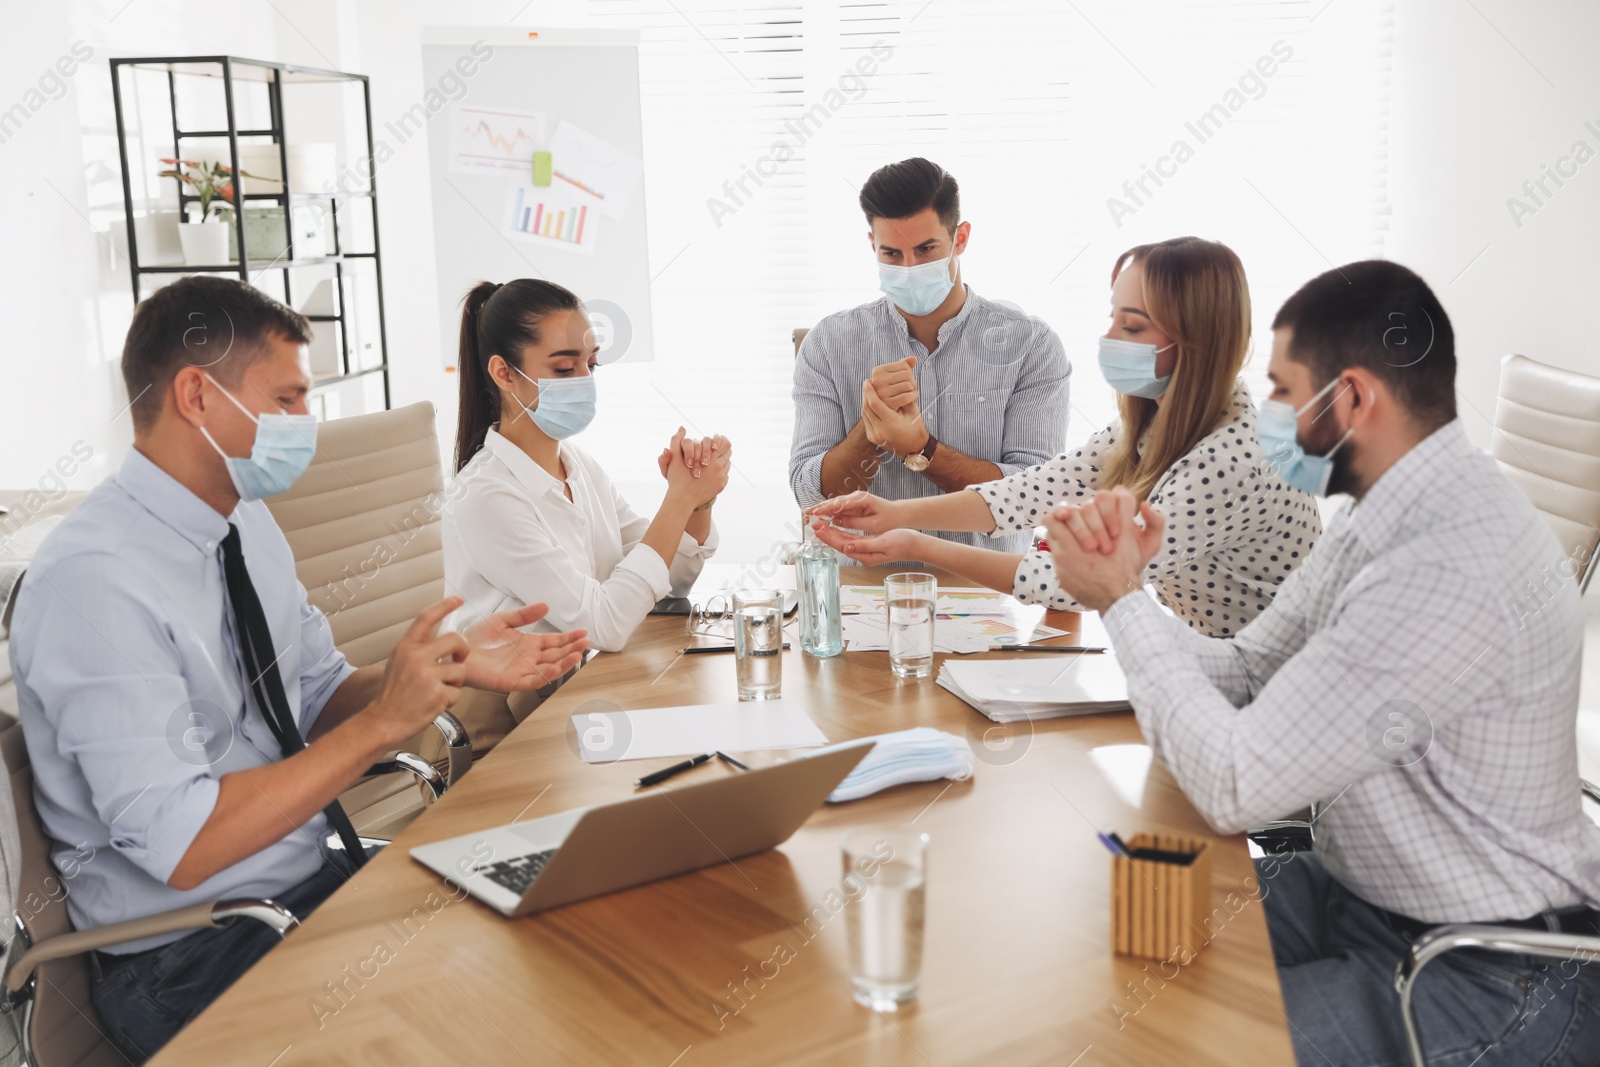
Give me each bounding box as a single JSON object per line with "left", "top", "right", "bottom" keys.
{"left": 808, "top": 236, "right": 1321, "bottom": 637}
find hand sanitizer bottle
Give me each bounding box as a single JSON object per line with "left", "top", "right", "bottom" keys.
{"left": 796, "top": 521, "right": 843, "bottom": 658}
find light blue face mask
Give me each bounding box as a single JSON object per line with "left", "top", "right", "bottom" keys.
{"left": 1098, "top": 336, "right": 1176, "bottom": 399}
{"left": 513, "top": 366, "right": 597, "bottom": 440}
{"left": 879, "top": 249, "right": 956, "bottom": 317}
{"left": 1256, "top": 376, "right": 1355, "bottom": 497}
{"left": 199, "top": 374, "right": 318, "bottom": 501}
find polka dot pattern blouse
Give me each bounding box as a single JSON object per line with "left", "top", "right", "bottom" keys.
{"left": 970, "top": 379, "right": 1323, "bottom": 637}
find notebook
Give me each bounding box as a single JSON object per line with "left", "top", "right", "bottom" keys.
{"left": 936, "top": 654, "right": 1131, "bottom": 722}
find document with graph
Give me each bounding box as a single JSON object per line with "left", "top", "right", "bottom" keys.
{"left": 447, "top": 105, "right": 547, "bottom": 176}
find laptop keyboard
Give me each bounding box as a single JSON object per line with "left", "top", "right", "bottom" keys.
{"left": 474, "top": 848, "right": 558, "bottom": 895}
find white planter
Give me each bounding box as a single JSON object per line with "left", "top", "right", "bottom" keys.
{"left": 178, "top": 220, "right": 231, "bottom": 266}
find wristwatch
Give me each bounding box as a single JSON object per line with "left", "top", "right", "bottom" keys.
{"left": 902, "top": 433, "right": 938, "bottom": 472}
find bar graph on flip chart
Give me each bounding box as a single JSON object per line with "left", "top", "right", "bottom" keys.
{"left": 424, "top": 27, "right": 652, "bottom": 364}
{"left": 504, "top": 184, "right": 595, "bottom": 255}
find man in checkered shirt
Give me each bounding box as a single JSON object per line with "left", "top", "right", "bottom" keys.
{"left": 1043, "top": 260, "right": 1600, "bottom": 1065}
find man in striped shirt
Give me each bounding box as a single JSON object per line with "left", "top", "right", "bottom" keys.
{"left": 788, "top": 157, "right": 1070, "bottom": 555}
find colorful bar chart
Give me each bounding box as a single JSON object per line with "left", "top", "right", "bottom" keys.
{"left": 503, "top": 183, "right": 596, "bottom": 256}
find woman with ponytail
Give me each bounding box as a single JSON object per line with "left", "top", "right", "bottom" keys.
{"left": 443, "top": 279, "right": 729, "bottom": 652}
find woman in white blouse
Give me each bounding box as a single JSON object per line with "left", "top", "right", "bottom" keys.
{"left": 808, "top": 236, "right": 1321, "bottom": 637}
{"left": 443, "top": 279, "right": 729, "bottom": 652}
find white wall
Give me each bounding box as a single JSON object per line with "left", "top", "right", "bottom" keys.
{"left": 0, "top": 0, "right": 453, "bottom": 493}
{"left": 1388, "top": 0, "right": 1600, "bottom": 442}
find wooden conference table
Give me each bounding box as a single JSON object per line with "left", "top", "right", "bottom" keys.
{"left": 152, "top": 567, "right": 1294, "bottom": 1066}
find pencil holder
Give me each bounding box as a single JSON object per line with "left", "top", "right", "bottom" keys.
{"left": 1109, "top": 833, "right": 1212, "bottom": 960}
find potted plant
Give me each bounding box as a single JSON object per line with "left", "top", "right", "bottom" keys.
{"left": 157, "top": 158, "right": 262, "bottom": 265}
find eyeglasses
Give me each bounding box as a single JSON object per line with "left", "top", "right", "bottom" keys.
{"left": 686, "top": 594, "right": 736, "bottom": 639}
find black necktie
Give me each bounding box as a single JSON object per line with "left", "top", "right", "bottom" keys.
{"left": 219, "top": 524, "right": 367, "bottom": 867}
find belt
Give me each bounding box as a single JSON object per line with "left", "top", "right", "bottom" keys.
{"left": 1381, "top": 905, "right": 1600, "bottom": 942}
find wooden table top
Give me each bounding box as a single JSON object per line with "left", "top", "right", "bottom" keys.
{"left": 151, "top": 567, "right": 1293, "bottom": 1067}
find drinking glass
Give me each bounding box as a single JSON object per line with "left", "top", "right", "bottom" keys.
{"left": 841, "top": 827, "right": 929, "bottom": 1011}
{"left": 733, "top": 589, "right": 783, "bottom": 700}
{"left": 884, "top": 572, "right": 935, "bottom": 679}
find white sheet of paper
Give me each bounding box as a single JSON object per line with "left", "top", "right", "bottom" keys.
{"left": 548, "top": 120, "right": 644, "bottom": 220}
{"left": 569, "top": 700, "right": 829, "bottom": 763}
{"left": 448, "top": 105, "right": 546, "bottom": 176}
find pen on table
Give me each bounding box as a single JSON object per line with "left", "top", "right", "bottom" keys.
{"left": 680, "top": 643, "right": 792, "bottom": 655}
{"left": 1096, "top": 831, "right": 1129, "bottom": 857}
{"left": 992, "top": 644, "right": 1105, "bottom": 654}
{"left": 715, "top": 750, "right": 751, "bottom": 772}
{"left": 634, "top": 752, "right": 713, "bottom": 788}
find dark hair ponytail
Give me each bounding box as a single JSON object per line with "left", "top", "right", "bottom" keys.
{"left": 454, "top": 277, "right": 583, "bottom": 471}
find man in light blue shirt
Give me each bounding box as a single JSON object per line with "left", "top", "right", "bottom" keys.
{"left": 9, "top": 276, "right": 588, "bottom": 1062}
{"left": 788, "top": 157, "right": 1070, "bottom": 554}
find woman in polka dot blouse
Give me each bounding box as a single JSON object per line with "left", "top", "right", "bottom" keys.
{"left": 808, "top": 236, "right": 1322, "bottom": 637}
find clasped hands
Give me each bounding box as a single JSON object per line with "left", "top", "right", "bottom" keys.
{"left": 656, "top": 426, "right": 731, "bottom": 508}
{"left": 1037, "top": 487, "right": 1166, "bottom": 613}
{"left": 860, "top": 356, "right": 930, "bottom": 458}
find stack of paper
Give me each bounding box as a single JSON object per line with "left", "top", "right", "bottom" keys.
{"left": 937, "top": 655, "right": 1131, "bottom": 722}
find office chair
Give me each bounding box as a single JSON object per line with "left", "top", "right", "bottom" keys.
{"left": 793, "top": 327, "right": 809, "bottom": 357}
{"left": 1492, "top": 353, "right": 1600, "bottom": 592}
{"left": 0, "top": 714, "right": 452, "bottom": 1067}
{"left": 1393, "top": 782, "right": 1600, "bottom": 1067}
{"left": 263, "top": 401, "right": 489, "bottom": 838}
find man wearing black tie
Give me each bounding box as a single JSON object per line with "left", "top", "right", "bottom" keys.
{"left": 8, "top": 276, "right": 588, "bottom": 1062}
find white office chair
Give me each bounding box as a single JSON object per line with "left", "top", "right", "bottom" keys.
{"left": 1492, "top": 353, "right": 1600, "bottom": 592}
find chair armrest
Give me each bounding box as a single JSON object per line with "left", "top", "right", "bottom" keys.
{"left": 1393, "top": 923, "right": 1600, "bottom": 1066}
{"left": 433, "top": 710, "right": 471, "bottom": 785}
{"left": 1582, "top": 778, "right": 1600, "bottom": 806}
{"left": 4, "top": 898, "right": 296, "bottom": 994}
{"left": 362, "top": 751, "right": 446, "bottom": 801}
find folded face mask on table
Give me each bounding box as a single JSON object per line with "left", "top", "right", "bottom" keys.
{"left": 812, "top": 727, "right": 976, "bottom": 803}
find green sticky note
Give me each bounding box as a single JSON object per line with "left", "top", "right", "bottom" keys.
{"left": 533, "top": 151, "right": 553, "bottom": 187}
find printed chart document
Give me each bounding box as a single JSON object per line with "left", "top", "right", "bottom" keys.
{"left": 568, "top": 700, "right": 829, "bottom": 762}
{"left": 938, "top": 655, "right": 1131, "bottom": 722}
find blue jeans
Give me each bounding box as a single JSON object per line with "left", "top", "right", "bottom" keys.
{"left": 1259, "top": 851, "right": 1600, "bottom": 1066}
{"left": 90, "top": 847, "right": 376, "bottom": 1064}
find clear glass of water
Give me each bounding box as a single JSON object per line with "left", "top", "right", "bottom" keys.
{"left": 842, "top": 827, "right": 929, "bottom": 1011}
{"left": 733, "top": 588, "right": 783, "bottom": 701}
{"left": 884, "top": 572, "right": 936, "bottom": 679}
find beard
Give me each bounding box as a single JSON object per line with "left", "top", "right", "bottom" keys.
{"left": 1299, "top": 414, "right": 1355, "bottom": 496}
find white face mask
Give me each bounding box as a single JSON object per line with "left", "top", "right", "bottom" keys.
{"left": 879, "top": 248, "right": 957, "bottom": 316}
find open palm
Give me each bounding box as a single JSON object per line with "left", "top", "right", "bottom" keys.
{"left": 460, "top": 603, "right": 590, "bottom": 692}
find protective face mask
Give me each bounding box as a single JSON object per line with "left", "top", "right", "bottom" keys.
{"left": 1098, "top": 337, "right": 1176, "bottom": 399}
{"left": 513, "top": 367, "right": 597, "bottom": 440}
{"left": 879, "top": 250, "right": 956, "bottom": 317}
{"left": 198, "top": 374, "right": 318, "bottom": 501}
{"left": 1256, "top": 377, "right": 1356, "bottom": 497}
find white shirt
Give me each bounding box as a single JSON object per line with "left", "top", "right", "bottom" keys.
{"left": 972, "top": 380, "right": 1323, "bottom": 636}
{"left": 442, "top": 430, "right": 717, "bottom": 652}
{"left": 1104, "top": 420, "right": 1600, "bottom": 923}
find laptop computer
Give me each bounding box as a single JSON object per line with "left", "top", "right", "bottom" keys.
{"left": 410, "top": 740, "right": 874, "bottom": 917}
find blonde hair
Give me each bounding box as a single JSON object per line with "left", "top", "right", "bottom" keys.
{"left": 1098, "top": 237, "right": 1252, "bottom": 501}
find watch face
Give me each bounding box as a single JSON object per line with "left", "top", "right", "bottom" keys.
{"left": 904, "top": 453, "right": 930, "bottom": 472}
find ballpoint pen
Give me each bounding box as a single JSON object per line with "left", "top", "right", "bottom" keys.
{"left": 634, "top": 752, "right": 713, "bottom": 788}
{"left": 680, "top": 643, "right": 791, "bottom": 655}
{"left": 992, "top": 644, "right": 1104, "bottom": 653}
{"left": 715, "top": 750, "right": 751, "bottom": 772}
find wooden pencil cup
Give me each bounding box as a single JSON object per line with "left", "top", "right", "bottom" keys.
{"left": 1110, "top": 833, "right": 1212, "bottom": 960}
